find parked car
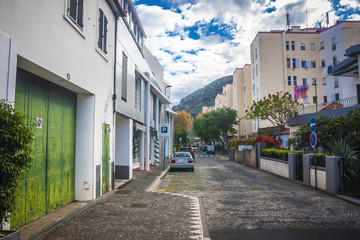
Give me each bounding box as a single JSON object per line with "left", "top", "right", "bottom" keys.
{"left": 178, "top": 146, "right": 195, "bottom": 160}
{"left": 170, "top": 152, "right": 194, "bottom": 171}
{"left": 206, "top": 145, "right": 215, "bottom": 154}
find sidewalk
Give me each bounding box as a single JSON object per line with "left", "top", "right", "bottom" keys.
{"left": 21, "top": 158, "right": 205, "bottom": 240}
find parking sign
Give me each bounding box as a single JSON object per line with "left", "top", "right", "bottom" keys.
{"left": 159, "top": 124, "right": 169, "bottom": 138}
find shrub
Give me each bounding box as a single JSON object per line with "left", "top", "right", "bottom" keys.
{"left": 0, "top": 99, "right": 34, "bottom": 224}
{"left": 261, "top": 149, "right": 305, "bottom": 161}
{"left": 288, "top": 108, "right": 360, "bottom": 152}
{"left": 227, "top": 137, "right": 256, "bottom": 150}
{"left": 254, "top": 136, "right": 280, "bottom": 148}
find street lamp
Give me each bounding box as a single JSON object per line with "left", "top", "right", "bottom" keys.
{"left": 312, "top": 78, "right": 318, "bottom": 112}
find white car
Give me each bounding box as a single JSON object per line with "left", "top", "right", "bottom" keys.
{"left": 170, "top": 152, "right": 194, "bottom": 171}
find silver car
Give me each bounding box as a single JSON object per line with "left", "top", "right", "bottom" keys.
{"left": 170, "top": 152, "right": 194, "bottom": 171}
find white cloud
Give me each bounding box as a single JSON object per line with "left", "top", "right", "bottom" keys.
{"left": 135, "top": 0, "right": 360, "bottom": 105}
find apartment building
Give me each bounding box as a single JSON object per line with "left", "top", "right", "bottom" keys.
{"left": 215, "top": 93, "right": 225, "bottom": 109}
{"left": 232, "top": 65, "right": 253, "bottom": 138}
{"left": 223, "top": 84, "right": 233, "bottom": 109}
{"left": 202, "top": 106, "right": 215, "bottom": 114}
{"left": 250, "top": 26, "right": 324, "bottom": 132}
{"left": 320, "top": 21, "right": 360, "bottom": 103}
{"left": 0, "top": 0, "right": 174, "bottom": 229}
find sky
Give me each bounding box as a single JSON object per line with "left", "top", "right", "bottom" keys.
{"left": 133, "top": 0, "right": 360, "bottom": 106}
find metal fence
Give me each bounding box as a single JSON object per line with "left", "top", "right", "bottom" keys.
{"left": 296, "top": 95, "right": 360, "bottom": 115}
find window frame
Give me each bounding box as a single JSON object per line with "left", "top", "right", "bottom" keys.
{"left": 311, "top": 60, "right": 316, "bottom": 68}
{"left": 135, "top": 75, "right": 142, "bottom": 111}
{"left": 293, "top": 76, "right": 297, "bottom": 86}
{"left": 331, "top": 37, "right": 336, "bottom": 51}
{"left": 310, "top": 43, "right": 315, "bottom": 51}
{"left": 121, "top": 52, "right": 128, "bottom": 101}
{"left": 287, "top": 58, "right": 291, "bottom": 68}
{"left": 288, "top": 76, "right": 291, "bottom": 86}
{"left": 302, "top": 78, "right": 307, "bottom": 86}
{"left": 286, "top": 41, "right": 289, "bottom": 51}
{"left": 291, "top": 41, "right": 295, "bottom": 51}
{"left": 300, "top": 43, "right": 306, "bottom": 51}
{"left": 97, "top": 8, "right": 108, "bottom": 55}
{"left": 334, "top": 76, "right": 339, "bottom": 88}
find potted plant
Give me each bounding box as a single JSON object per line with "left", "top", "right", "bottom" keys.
{"left": 0, "top": 99, "right": 34, "bottom": 239}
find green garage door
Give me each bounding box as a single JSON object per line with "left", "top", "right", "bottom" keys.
{"left": 11, "top": 68, "right": 76, "bottom": 229}
{"left": 102, "top": 124, "right": 110, "bottom": 194}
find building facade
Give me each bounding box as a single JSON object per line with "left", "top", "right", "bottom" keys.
{"left": 320, "top": 21, "right": 360, "bottom": 103}
{"left": 250, "top": 26, "right": 324, "bottom": 133}
{"left": 0, "top": 0, "right": 174, "bottom": 230}
{"left": 232, "top": 65, "right": 253, "bottom": 138}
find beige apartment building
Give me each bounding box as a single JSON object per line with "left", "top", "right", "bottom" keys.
{"left": 233, "top": 65, "right": 253, "bottom": 138}
{"left": 215, "top": 93, "right": 225, "bottom": 109}
{"left": 223, "top": 84, "right": 233, "bottom": 109}
{"left": 250, "top": 26, "right": 324, "bottom": 132}
{"left": 202, "top": 106, "right": 215, "bottom": 114}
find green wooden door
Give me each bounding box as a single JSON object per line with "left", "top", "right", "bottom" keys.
{"left": 102, "top": 124, "right": 110, "bottom": 194}
{"left": 11, "top": 68, "right": 76, "bottom": 228}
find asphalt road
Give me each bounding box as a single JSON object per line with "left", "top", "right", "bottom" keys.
{"left": 156, "top": 148, "right": 360, "bottom": 240}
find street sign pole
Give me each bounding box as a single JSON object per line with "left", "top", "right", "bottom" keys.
{"left": 163, "top": 139, "right": 166, "bottom": 171}
{"left": 310, "top": 118, "right": 317, "bottom": 189}
{"left": 314, "top": 147, "right": 317, "bottom": 190}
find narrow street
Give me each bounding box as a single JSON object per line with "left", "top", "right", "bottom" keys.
{"left": 156, "top": 148, "right": 360, "bottom": 240}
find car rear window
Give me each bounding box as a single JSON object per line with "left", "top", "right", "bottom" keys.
{"left": 174, "top": 152, "right": 191, "bottom": 157}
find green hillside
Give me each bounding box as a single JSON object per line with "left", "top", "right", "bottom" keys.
{"left": 172, "top": 75, "right": 233, "bottom": 117}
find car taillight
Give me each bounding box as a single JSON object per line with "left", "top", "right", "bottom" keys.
{"left": 171, "top": 160, "right": 176, "bottom": 163}
{"left": 188, "top": 160, "right": 193, "bottom": 163}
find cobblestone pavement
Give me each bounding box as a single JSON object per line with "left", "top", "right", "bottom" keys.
{"left": 37, "top": 162, "right": 205, "bottom": 240}
{"left": 157, "top": 148, "right": 360, "bottom": 240}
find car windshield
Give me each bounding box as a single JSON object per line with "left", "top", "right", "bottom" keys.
{"left": 174, "top": 152, "right": 191, "bottom": 157}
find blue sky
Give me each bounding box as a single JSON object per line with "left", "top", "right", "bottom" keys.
{"left": 134, "top": 0, "right": 360, "bottom": 105}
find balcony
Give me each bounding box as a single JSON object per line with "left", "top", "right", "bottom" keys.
{"left": 296, "top": 95, "right": 360, "bottom": 115}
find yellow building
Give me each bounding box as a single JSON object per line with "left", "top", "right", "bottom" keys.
{"left": 233, "top": 65, "right": 252, "bottom": 138}
{"left": 215, "top": 93, "right": 225, "bottom": 109}
{"left": 202, "top": 106, "right": 215, "bottom": 114}
{"left": 250, "top": 26, "right": 324, "bottom": 132}
{"left": 223, "top": 84, "right": 233, "bottom": 109}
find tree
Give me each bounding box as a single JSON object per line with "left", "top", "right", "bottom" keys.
{"left": 287, "top": 108, "right": 360, "bottom": 152}
{"left": 193, "top": 108, "right": 237, "bottom": 150}
{"left": 0, "top": 99, "right": 34, "bottom": 225}
{"left": 174, "top": 110, "right": 193, "bottom": 131}
{"left": 245, "top": 91, "right": 301, "bottom": 138}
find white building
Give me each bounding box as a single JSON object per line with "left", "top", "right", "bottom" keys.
{"left": 319, "top": 21, "right": 360, "bottom": 103}
{"left": 0, "top": 0, "right": 174, "bottom": 230}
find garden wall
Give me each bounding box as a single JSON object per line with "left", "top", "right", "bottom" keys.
{"left": 229, "top": 148, "right": 341, "bottom": 196}
{"left": 260, "top": 157, "right": 289, "bottom": 178}
{"left": 310, "top": 167, "right": 326, "bottom": 191}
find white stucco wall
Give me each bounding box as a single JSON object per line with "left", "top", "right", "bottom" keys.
{"left": 260, "top": 158, "right": 289, "bottom": 178}
{"left": 0, "top": 0, "right": 117, "bottom": 200}
{"left": 310, "top": 168, "right": 326, "bottom": 190}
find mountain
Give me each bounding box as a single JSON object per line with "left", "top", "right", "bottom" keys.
{"left": 172, "top": 75, "right": 233, "bottom": 117}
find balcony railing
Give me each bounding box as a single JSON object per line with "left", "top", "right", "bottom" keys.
{"left": 296, "top": 95, "right": 360, "bottom": 116}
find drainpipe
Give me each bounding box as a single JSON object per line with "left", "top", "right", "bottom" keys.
{"left": 145, "top": 80, "right": 150, "bottom": 171}
{"left": 112, "top": 17, "right": 118, "bottom": 189}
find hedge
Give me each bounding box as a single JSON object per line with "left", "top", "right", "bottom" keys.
{"left": 261, "top": 149, "right": 327, "bottom": 167}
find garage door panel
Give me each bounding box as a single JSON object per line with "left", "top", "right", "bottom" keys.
{"left": 12, "top": 68, "right": 76, "bottom": 228}
{"left": 47, "top": 87, "right": 65, "bottom": 212}
{"left": 62, "top": 92, "right": 76, "bottom": 202}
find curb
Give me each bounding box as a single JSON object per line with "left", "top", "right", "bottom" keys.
{"left": 145, "top": 165, "right": 170, "bottom": 192}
